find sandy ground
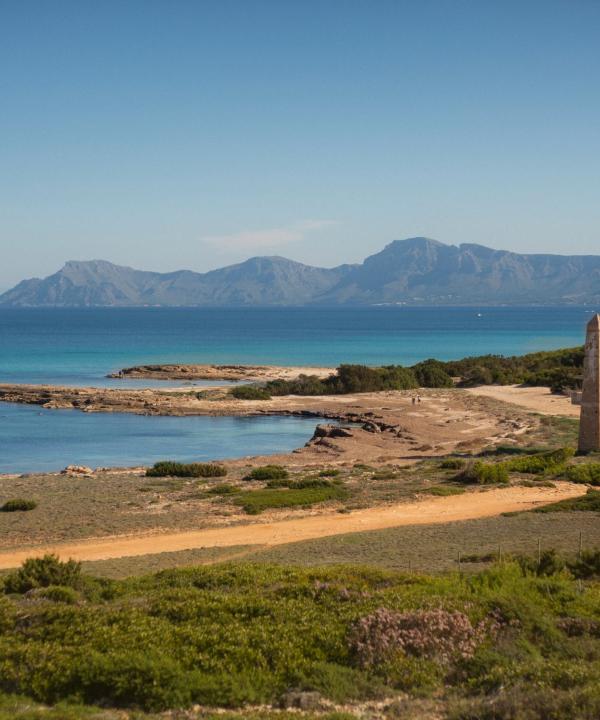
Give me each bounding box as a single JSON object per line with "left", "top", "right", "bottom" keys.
{"left": 0, "top": 386, "right": 538, "bottom": 467}
{"left": 0, "top": 482, "right": 584, "bottom": 569}
{"left": 466, "top": 385, "right": 579, "bottom": 417}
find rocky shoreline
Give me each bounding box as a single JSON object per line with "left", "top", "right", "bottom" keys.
{"left": 0, "top": 381, "right": 538, "bottom": 467}
{"left": 108, "top": 363, "right": 334, "bottom": 382}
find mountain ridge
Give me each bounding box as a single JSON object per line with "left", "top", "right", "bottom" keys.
{"left": 2, "top": 237, "right": 600, "bottom": 307}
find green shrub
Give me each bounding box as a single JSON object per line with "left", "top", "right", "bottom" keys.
{"left": 506, "top": 447, "right": 575, "bottom": 475}
{"left": 3, "top": 555, "right": 82, "bottom": 594}
{"left": 534, "top": 489, "right": 600, "bottom": 514}
{"left": 449, "top": 684, "right": 600, "bottom": 720}
{"left": 0, "top": 499, "right": 37, "bottom": 512}
{"left": 266, "top": 477, "right": 333, "bottom": 490}
{"left": 146, "top": 461, "right": 227, "bottom": 478}
{"left": 1, "top": 562, "right": 600, "bottom": 713}
{"left": 455, "top": 461, "right": 509, "bottom": 485}
{"left": 566, "top": 463, "right": 600, "bottom": 486}
{"left": 319, "top": 468, "right": 342, "bottom": 477}
{"left": 446, "top": 346, "right": 584, "bottom": 389}
{"left": 266, "top": 364, "right": 419, "bottom": 396}
{"left": 412, "top": 359, "right": 454, "bottom": 388}
{"left": 37, "top": 585, "right": 80, "bottom": 604}
{"left": 331, "top": 364, "right": 418, "bottom": 393}
{"left": 516, "top": 549, "right": 566, "bottom": 577}
{"left": 235, "top": 485, "right": 348, "bottom": 514}
{"left": 266, "top": 374, "right": 330, "bottom": 396}
{"left": 440, "top": 458, "right": 465, "bottom": 470}
{"left": 229, "top": 385, "right": 272, "bottom": 400}
{"left": 244, "top": 465, "right": 289, "bottom": 481}
{"left": 568, "top": 549, "right": 600, "bottom": 579}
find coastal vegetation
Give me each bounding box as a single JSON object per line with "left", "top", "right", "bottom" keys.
{"left": 3, "top": 556, "right": 600, "bottom": 718}
{"left": 0, "top": 499, "right": 36, "bottom": 512}
{"left": 227, "top": 346, "right": 585, "bottom": 399}
{"left": 230, "top": 385, "right": 272, "bottom": 400}
{"left": 566, "top": 463, "right": 600, "bottom": 485}
{"left": 234, "top": 482, "right": 349, "bottom": 514}
{"left": 146, "top": 461, "right": 227, "bottom": 478}
{"left": 244, "top": 465, "right": 289, "bottom": 481}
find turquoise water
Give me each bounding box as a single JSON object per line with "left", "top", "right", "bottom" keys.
{"left": 0, "top": 306, "right": 594, "bottom": 472}
{"left": 0, "top": 403, "right": 320, "bottom": 474}
{"left": 0, "top": 306, "right": 593, "bottom": 386}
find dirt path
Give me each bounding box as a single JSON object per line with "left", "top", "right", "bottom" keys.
{"left": 0, "top": 482, "right": 584, "bottom": 570}
{"left": 466, "top": 385, "right": 579, "bottom": 417}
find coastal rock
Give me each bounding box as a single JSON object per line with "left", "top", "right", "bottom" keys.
{"left": 311, "top": 424, "right": 354, "bottom": 439}
{"left": 362, "top": 421, "right": 382, "bottom": 433}
{"left": 61, "top": 465, "right": 94, "bottom": 476}
{"left": 279, "top": 691, "right": 326, "bottom": 711}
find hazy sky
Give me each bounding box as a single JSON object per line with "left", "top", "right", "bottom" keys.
{"left": 1, "top": 0, "right": 599, "bottom": 288}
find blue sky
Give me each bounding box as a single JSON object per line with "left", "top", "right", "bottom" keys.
{"left": 1, "top": 0, "right": 599, "bottom": 288}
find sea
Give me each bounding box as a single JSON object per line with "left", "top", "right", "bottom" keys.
{"left": 0, "top": 305, "right": 595, "bottom": 473}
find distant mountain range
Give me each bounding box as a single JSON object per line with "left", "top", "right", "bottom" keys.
{"left": 2, "top": 237, "right": 600, "bottom": 307}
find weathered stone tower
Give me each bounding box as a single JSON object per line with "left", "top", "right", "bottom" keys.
{"left": 578, "top": 314, "right": 600, "bottom": 453}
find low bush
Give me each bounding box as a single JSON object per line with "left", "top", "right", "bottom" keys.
{"left": 534, "top": 489, "right": 600, "bottom": 514}
{"left": 349, "top": 608, "right": 484, "bottom": 668}
{"left": 449, "top": 684, "right": 600, "bottom": 720}
{"left": 146, "top": 461, "right": 227, "bottom": 478}
{"left": 440, "top": 458, "right": 465, "bottom": 470}
{"left": 229, "top": 385, "right": 271, "bottom": 400}
{"left": 412, "top": 359, "right": 454, "bottom": 388}
{"left": 0, "top": 499, "right": 37, "bottom": 512}
{"left": 2, "top": 555, "right": 82, "bottom": 594}
{"left": 36, "top": 585, "right": 80, "bottom": 604}
{"left": 566, "top": 463, "right": 600, "bottom": 486}
{"left": 244, "top": 465, "right": 289, "bottom": 481}
{"left": 319, "top": 468, "right": 342, "bottom": 477}
{"left": 266, "top": 477, "right": 333, "bottom": 490}
{"left": 505, "top": 447, "right": 575, "bottom": 475}
{"left": 455, "top": 461, "right": 509, "bottom": 485}
{"left": 266, "top": 374, "right": 330, "bottom": 396}
{"left": 445, "top": 346, "right": 584, "bottom": 390}
{"left": 516, "top": 549, "right": 566, "bottom": 577}
{"left": 235, "top": 485, "right": 348, "bottom": 514}
{"left": 2, "top": 562, "right": 600, "bottom": 713}
{"left": 568, "top": 549, "right": 600, "bottom": 579}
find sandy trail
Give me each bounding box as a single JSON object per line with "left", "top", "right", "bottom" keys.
{"left": 0, "top": 482, "right": 584, "bottom": 570}
{"left": 467, "top": 385, "right": 579, "bottom": 417}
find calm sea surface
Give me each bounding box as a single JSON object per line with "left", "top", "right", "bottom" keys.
{"left": 0, "top": 306, "right": 594, "bottom": 386}
{"left": 0, "top": 306, "right": 594, "bottom": 473}
{"left": 0, "top": 403, "right": 321, "bottom": 474}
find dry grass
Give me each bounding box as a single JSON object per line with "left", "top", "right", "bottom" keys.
{"left": 251, "top": 511, "right": 600, "bottom": 573}
{"left": 71, "top": 510, "right": 600, "bottom": 578}
{"left": 0, "top": 459, "right": 475, "bottom": 549}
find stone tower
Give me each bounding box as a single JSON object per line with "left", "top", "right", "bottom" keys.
{"left": 578, "top": 314, "right": 600, "bottom": 453}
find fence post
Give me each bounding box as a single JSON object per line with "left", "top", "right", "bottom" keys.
{"left": 578, "top": 531, "right": 583, "bottom": 559}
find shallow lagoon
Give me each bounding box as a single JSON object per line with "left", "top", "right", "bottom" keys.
{"left": 0, "top": 403, "right": 320, "bottom": 474}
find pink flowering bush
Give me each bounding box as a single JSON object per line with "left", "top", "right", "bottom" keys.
{"left": 349, "top": 607, "right": 486, "bottom": 667}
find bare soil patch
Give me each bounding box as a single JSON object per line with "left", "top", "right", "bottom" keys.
{"left": 0, "top": 482, "right": 585, "bottom": 569}
{"left": 466, "top": 384, "right": 578, "bottom": 416}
